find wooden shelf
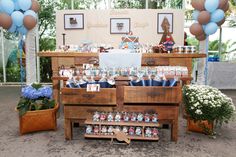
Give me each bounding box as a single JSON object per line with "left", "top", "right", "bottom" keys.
{"left": 38, "top": 52, "right": 206, "bottom": 58}
{"left": 84, "top": 134, "right": 159, "bottom": 141}
{"left": 85, "top": 119, "right": 160, "bottom": 127}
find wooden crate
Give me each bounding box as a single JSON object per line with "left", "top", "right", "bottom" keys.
{"left": 124, "top": 85, "right": 182, "bottom": 104}
{"left": 61, "top": 88, "right": 116, "bottom": 105}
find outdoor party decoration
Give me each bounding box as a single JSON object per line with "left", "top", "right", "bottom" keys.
{"left": 0, "top": 0, "right": 40, "bottom": 35}
{"left": 190, "top": 0, "right": 229, "bottom": 41}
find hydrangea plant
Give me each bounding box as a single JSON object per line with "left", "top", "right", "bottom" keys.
{"left": 17, "top": 83, "right": 55, "bottom": 116}
{"left": 183, "top": 85, "right": 235, "bottom": 126}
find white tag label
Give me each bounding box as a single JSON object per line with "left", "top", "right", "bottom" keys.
{"left": 87, "top": 84, "right": 100, "bottom": 92}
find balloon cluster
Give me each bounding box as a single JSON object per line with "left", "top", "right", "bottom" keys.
{"left": 190, "top": 0, "right": 229, "bottom": 41}
{"left": 0, "top": 0, "right": 40, "bottom": 35}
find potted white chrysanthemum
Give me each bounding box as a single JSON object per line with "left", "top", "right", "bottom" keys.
{"left": 183, "top": 85, "right": 235, "bottom": 134}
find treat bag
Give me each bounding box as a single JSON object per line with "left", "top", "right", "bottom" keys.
{"left": 98, "top": 75, "right": 108, "bottom": 88}
{"left": 152, "top": 75, "right": 162, "bottom": 86}
{"left": 162, "top": 75, "right": 170, "bottom": 87}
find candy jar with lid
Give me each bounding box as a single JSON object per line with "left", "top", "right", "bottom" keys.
{"left": 101, "top": 126, "right": 107, "bottom": 135}
{"left": 93, "top": 111, "right": 100, "bottom": 122}
{"left": 151, "top": 113, "right": 158, "bottom": 123}
{"left": 144, "top": 113, "right": 150, "bottom": 123}
{"left": 135, "top": 127, "right": 142, "bottom": 136}
{"left": 123, "top": 112, "right": 130, "bottom": 122}
{"left": 107, "top": 126, "right": 114, "bottom": 135}
{"left": 122, "top": 126, "right": 128, "bottom": 135}
{"left": 94, "top": 125, "right": 99, "bottom": 135}
{"left": 100, "top": 112, "right": 107, "bottom": 121}
{"left": 107, "top": 112, "right": 114, "bottom": 122}
{"left": 115, "top": 126, "right": 121, "bottom": 132}
{"left": 86, "top": 125, "right": 93, "bottom": 134}
{"left": 129, "top": 126, "right": 135, "bottom": 136}
{"left": 131, "top": 112, "right": 137, "bottom": 122}
{"left": 152, "top": 127, "right": 159, "bottom": 137}
{"left": 137, "top": 113, "right": 144, "bottom": 122}
{"left": 115, "top": 112, "right": 121, "bottom": 122}
{"left": 145, "top": 127, "right": 152, "bottom": 137}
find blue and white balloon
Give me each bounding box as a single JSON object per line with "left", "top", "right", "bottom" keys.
{"left": 192, "top": 10, "right": 200, "bottom": 21}
{"left": 204, "top": 22, "right": 218, "bottom": 35}
{"left": 8, "top": 24, "right": 17, "bottom": 33}
{"left": 17, "top": 25, "right": 28, "bottom": 35}
{"left": 18, "top": 0, "right": 32, "bottom": 11}
{"left": 11, "top": 11, "right": 24, "bottom": 27}
{"left": 205, "top": 0, "right": 220, "bottom": 13}
{"left": 24, "top": 10, "right": 37, "bottom": 19}
{"left": 0, "top": 0, "right": 15, "bottom": 15}
{"left": 211, "top": 9, "right": 225, "bottom": 23}
{"left": 14, "top": 0, "right": 20, "bottom": 11}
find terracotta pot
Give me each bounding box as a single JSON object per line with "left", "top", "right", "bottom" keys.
{"left": 187, "top": 118, "right": 213, "bottom": 134}
{"left": 18, "top": 104, "right": 59, "bottom": 135}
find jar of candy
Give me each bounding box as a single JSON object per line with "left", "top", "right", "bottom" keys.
{"left": 94, "top": 125, "right": 99, "bottom": 135}
{"left": 144, "top": 113, "right": 150, "bottom": 123}
{"left": 151, "top": 113, "right": 158, "bottom": 123}
{"left": 101, "top": 126, "right": 107, "bottom": 135}
{"left": 86, "top": 125, "right": 93, "bottom": 134}
{"left": 108, "top": 126, "right": 114, "bottom": 135}
{"left": 152, "top": 127, "right": 159, "bottom": 137}
{"left": 129, "top": 127, "right": 135, "bottom": 136}
{"left": 145, "top": 127, "right": 152, "bottom": 137}
{"left": 135, "top": 127, "right": 142, "bottom": 136}
{"left": 93, "top": 111, "right": 100, "bottom": 122}
{"left": 122, "top": 126, "right": 128, "bottom": 135}
{"left": 100, "top": 112, "right": 107, "bottom": 121}
{"left": 115, "top": 126, "right": 121, "bottom": 132}
{"left": 115, "top": 112, "right": 121, "bottom": 122}
{"left": 137, "top": 113, "right": 144, "bottom": 122}
{"left": 123, "top": 112, "right": 130, "bottom": 122}
{"left": 131, "top": 112, "right": 137, "bottom": 122}
{"left": 107, "top": 112, "right": 114, "bottom": 122}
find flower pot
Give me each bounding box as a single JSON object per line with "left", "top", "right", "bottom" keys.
{"left": 187, "top": 118, "right": 213, "bottom": 134}
{"left": 18, "top": 104, "right": 59, "bottom": 135}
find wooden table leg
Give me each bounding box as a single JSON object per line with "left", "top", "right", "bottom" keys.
{"left": 65, "top": 118, "right": 72, "bottom": 140}
{"left": 171, "top": 119, "right": 178, "bottom": 142}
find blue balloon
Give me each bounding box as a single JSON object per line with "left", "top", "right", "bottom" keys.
{"left": 17, "top": 25, "right": 28, "bottom": 35}
{"left": 205, "top": 0, "right": 219, "bottom": 13}
{"left": 0, "top": 0, "right": 15, "bottom": 15}
{"left": 14, "top": 0, "right": 20, "bottom": 11}
{"left": 24, "top": 10, "right": 37, "bottom": 19}
{"left": 8, "top": 24, "right": 17, "bottom": 33}
{"left": 11, "top": 11, "right": 24, "bottom": 27}
{"left": 192, "top": 10, "right": 200, "bottom": 21}
{"left": 211, "top": 9, "right": 225, "bottom": 23}
{"left": 204, "top": 22, "right": 218, "bottom": 35}
{"left": 18, "top": 0, "right": 32, "bottom": 11}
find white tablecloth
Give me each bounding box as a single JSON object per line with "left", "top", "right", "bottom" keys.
{"left": 99, "top": 49, "right": 142, "bottom": 68}
{"left": 208, "top": 62, "right": 236, "bottom": 89}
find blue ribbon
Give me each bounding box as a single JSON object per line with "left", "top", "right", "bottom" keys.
{"left": 18, "top": 37, "right": 25, "bottom": 86}
{"left": 204, "top": 36, "right": 209, "bottom": 85}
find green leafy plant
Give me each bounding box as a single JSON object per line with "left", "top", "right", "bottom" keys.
{"left": 183, "top": 85, "right": 235, "bottom": 126}
{"left": 17, "top": 83, "right": 55, "bottom": 116}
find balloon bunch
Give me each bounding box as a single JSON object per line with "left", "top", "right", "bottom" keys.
{"left": 190, "top": 0, "right": 229, "bottom": 41}
{"left": 0, "top": 0, "right": 40, "bottom": 35}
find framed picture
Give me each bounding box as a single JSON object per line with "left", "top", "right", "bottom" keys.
{"left": 64, "top": 13, "right": 84, "bottom": 30}
{"left": 157, "top": 13, "right": 173, "bottom": 34}
{"left": 110, "top": 18, "right": 131, "bottom": 34}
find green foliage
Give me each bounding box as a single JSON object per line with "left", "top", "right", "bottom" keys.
{"left": 183, "top": 85, "right": 235, "bottom": 126}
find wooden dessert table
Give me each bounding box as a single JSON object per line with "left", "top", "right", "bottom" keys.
{"left": 38, "top": 52, "right": 206, "bottom": 142}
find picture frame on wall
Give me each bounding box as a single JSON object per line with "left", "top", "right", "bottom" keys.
{"left": 64, "top": 13, "right": 84, "bottom": 30}
{"left": 157, "top": 13, "right": 173, "bottom": 34}
{"left": 110, "top": 18, "right": 131, "bottom": 34}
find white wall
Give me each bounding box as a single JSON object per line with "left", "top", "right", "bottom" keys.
{"left": 56, "top": 9, "right": 184, "bottom": 49}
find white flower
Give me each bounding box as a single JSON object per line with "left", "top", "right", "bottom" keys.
{"left": 195, "top": 109, "right": 203, "bottom": 115}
